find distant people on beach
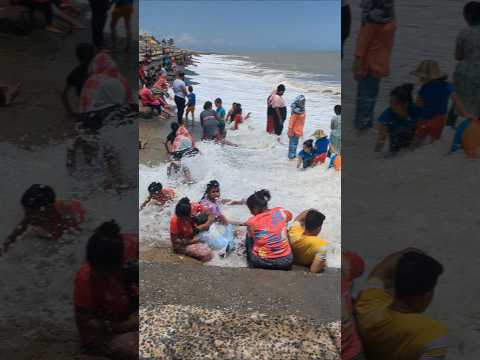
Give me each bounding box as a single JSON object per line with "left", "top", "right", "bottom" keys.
{"left": 139, "top": 85, "right": 169, "bottom": 119}
{"left": 200, "top": 101, "right": 220, "bottom": 140}
{"left": 267, "top": 84, "right": 287, "bottom": 139}
{"left": 88, "top": 0, "right": 111, "bottom": 48}
{"left": 353, "top": 0, "right": 396, "bottom": 130}
{"left": 288, "top": 209, "right": 328, "bottom": 273}
{"left": 243, "top": 189, "right": 293, "bottom": 270}
{"left": 110, "top": 0, "right": 133, "bottom": 52}
{"left": 330, "top": 105, "right": 342, "bottom": 154}
{"left": 355, "top": 248, "right": 447, "bottom": 360}
{"left": 215, "top": 98, "right": 227, "bottom": 138}
{"left": 170, "top": 197, "right": 214, "bottom": 262}
{"left": 185, "top": 86, "right": 196, "bottom": 126}
{"left": 2, "top": 185, "right": 85, "bottom": 255}
{"left": 62, "top": 43, "right": 95, "bottom": 117}
{"left": 173, "top": 71, "right": 188, "bottom": 123}
{"left": 140, "top": 182, "right": 176, "bottom": 211}
{"left": 74, "top": 221, "right": 139, "bottom": 359}
{"left": 287, "top": 95, "right": 307, "bottom": 159}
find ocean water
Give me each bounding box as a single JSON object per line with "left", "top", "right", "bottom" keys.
{"left": 140, "top": 53, "right": 341, "bottom": 268}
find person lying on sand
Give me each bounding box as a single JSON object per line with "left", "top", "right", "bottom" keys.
{"left": 2, "top": 184, "right": 85, "bottom": 255}
{"left": 199, "top": 180, "right": 245, "bottom": 226}
{"left": 242, "top": 189, "right": 294, "bottom": 271}
{"left": 288, "top": 209, "right": 328, "bottom": 273}
{"left": 139, "top": 182, "right": 176, "bottom": 211}
{"left": 355, "top": 248, "right": 447, "bottom": 360}
{"left": 0, "top": 82, "right": 21, "bottom": 107}
{"left": 170, "top": 198, "right": 215, "bottom": 262}
{"left": 74, "top": 221, "right": 139, "bottom": 359}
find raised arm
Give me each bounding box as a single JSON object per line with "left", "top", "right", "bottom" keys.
{"left": 3, "top": 217, "right": 30, "bottom": 254}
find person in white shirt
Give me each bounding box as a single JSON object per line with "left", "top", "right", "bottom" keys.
{"left": 172, "top": 71, "right": 188, "bottom": 123}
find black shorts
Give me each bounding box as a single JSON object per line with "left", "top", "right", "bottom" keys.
{"left": 171, "top": 147, "right": 199, "bottom": 161}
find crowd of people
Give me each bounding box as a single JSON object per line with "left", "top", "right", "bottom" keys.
{"left": 344, "top": 0, "right": 480, "bottom": 158}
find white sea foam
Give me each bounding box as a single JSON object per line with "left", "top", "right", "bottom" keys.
{"left": 140, "top": 54, "right": 341, "bottom": 268}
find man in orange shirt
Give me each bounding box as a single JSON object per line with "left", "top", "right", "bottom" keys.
{"left": 353, "top": 0, "right": 396, "bottom": 130}
{"left": 287, "top": 95, "right": 307, "bottom": 159}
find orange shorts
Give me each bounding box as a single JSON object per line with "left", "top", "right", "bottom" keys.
{"left": 415, "top": 114, "right": 446, "bottom": 141}
{"left": 186, "top": 106, "right": 195, "bottom": 113}
{"left": 112, "top": 5, "right": 133, "bottom": 21}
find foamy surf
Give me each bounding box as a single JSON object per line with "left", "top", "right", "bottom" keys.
{"left": 140, "top": 54, "right": 341, "bottom": 268}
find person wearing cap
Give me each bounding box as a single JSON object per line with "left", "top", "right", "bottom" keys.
{"left": 172, "top": 71, "right": 188, "bottom": 124}
{"left": 3, "top": 185, "right": 85, "bottom": 255}
{"left": 139, "top": 182, "right": 176, "bottom": 211}
{"left": 352, "top": 0, "right": 396, "bottom": 130}
{"left": 412, "top": 60, "right": 474, "bottom": 144}
{"left": 312, "top": 129, "right": 336, "bottom": 164}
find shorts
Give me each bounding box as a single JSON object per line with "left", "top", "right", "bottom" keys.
{"left": 186, "top": 106, "right": 195, "bottom": 113}
{"left": 314, "top": 153, "right": 328, "bottom": 164}
{"left": 171, "top": 147, "right": 199, "bottom": 161}
{"left": 415, "top": 114, "right": 446, "bottom": 141}
{"left": 112, "top": 5, "right": 133, "bottom": 21}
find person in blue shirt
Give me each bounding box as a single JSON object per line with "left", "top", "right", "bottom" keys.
{"left": 215, "top": 98, "right": 227, "bottom": 139}
{"left": 311, "top": 130, "right": 335, "bottom": 164}
{"left": 375, "top": 83, "right": 418, "bottom": 156}
{"left": 297, "top": 140, "right": 315, "bottom": 170}
{"left": 185, "top": 86, "right": 196, "bottom": 126}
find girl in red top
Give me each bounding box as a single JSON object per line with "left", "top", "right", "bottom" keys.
{"left": 74, "top": 220, "right": 138, "bottom": 359}
{"left": 3, "top": 184, "right": 85, "bottom": 255}
{"left": 230, "top": 103, "right": 251, "bottom": 130}
{"left": 243, "top": 189, "right": 293, "bottom": 270}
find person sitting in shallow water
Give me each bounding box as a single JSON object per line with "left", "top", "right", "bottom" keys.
{"left": 139, "top": 182, "right": 176, "bottom": 211}
{"left": 199, "top": 180, "right": 245, "bottom": 225}
{"left": 3, "top": 184, "right": 85, "bottom": 255}
{"left": 297, "top": 139, "right": 316, "bottom": 170}
{"left": 74, "top": 220, "right": 139, "bottom": 359}
{"left": 288, "top": 209, "right": 328, "bottom": 273}
{"left": 242, "top": 189, "right": 294, "bottom": 271}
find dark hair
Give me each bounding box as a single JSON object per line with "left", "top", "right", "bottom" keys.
{"left": 167, "top": 122, "right": 179, "bottom": 142}
{"left": 201, "top": 180, "right": 220, "bottom": 200}
{"left": 334, "top": 105, "right": 341, "bottom": 115}
{"left": 177, "top": 71, "right": 185, "bottom": 78}
{"left": 303, "top": 139, "right": 314, "bottom": 149}
{"left": 246, "top": 189, "right": 271, "bottom": 213}
{"left": 148, "top": 182, "right": 163, "bottom": 194}
{"left": 76, "top": 43, "right": 95, "bottom": 66}
{"left": 215, "top": 97, "right": 222, "bottom": 104}
{"left": 232, "top": 103, "right": 243, "bottom": 118}
{"left": 277, "top": 84, "right": 286, "bottom": 92}
{"left": 305, "top": 210, "right": 326, "bottom": 232}
{"left": 394, "top": 252, "right": 444, "bottom": 298}
{"left": 188, "top": 85, "right": 193, "bottom": 92}
{"left": 175, "top": 197, "right": 192, "bottom": 218}
{"left": 390, "top": 83, "right": 414, "bottom": 105}
{"left": 86, "top": 220, "right": 124, "bottom": 269}
{"left": 464, "top": 1, "right": 480, "bottom": 25}
{"left": 21, "top": 184, "right": 56, "bottom": 210}
{"left": 204, "top": 101, "right": 213, "bottom": 110}
{"left": 192, "top": 213, "right": 208, "bottom": 226}
{"left": 171, "top": 122, "right": 179, "bottom": 132}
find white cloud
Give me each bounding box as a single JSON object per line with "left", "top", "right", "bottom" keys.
{"left": 176, "top": 33, "right": 195, "bottom": 45}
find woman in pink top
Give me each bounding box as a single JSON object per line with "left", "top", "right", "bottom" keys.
{"left": 287, "top": 95, "right": 306, "bottom": 159}
{"left": 266, "top": 84, "right": 287, "bottom": 137}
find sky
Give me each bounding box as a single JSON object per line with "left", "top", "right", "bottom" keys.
{"left": 140, "top": 1, "right": 340, "bottom": 52}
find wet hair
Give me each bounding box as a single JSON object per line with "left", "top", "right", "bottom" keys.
{"left": 201, "top": 180, "right": 220, "bottom": 200}
{"left": 232, "top": 103, "right": 243, "bottom": 118}
{"left": 76, "top": 43, "right": 95, "bottom": 66}
{"left": 188, "top": 85, "right": 193, "bottom": 92}
{"left": 390, "top": 83, "right": 414, "bottom": 105}
{"left": 394, "top": 252, "right": 444, "bottom": 298}
{"left": 148, "top": 182, "right": 163, "bottom": 194}
{"left": 334, "top": 105, "right": 341, "bottom": 115}
{"left": 21, "top": 184, "right": 56, "bottom": 210}
{"left": 203, "top": 101, "right": 213, "bottom": 110}
{"left": 246, "top": 189, "right": 271, "bottom": 213}
{"left": 167, "top": 122, "right": 179, "bottom": 142}
{"left": 192, "top": 213, "right": 208, "bottom": 226}
{"left": 303, "top": 139, "right": 314, "bottom": 150}
{"left": 464, "top": 1, "right": 480, "bottom": 25}
{"left": 86, "top": 220, "right": 124, "bottom": 269}
{"left": 175, "top": 197, "right": 192, "bottom": 218}
{"left": 277, "top": 84, "right": 286, "bottom": 93}
{"left": 305, "top": 210, "right": 326, "bottom": 232}
{"left": 177, "top": 71, "right": 185, "bottom": 78}
{"left": 215, "top": 98, "right": 222, "bottom": 105}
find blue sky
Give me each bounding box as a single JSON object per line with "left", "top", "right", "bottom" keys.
{"left": 140, "top": 1, "right": 340, "bottom": 52}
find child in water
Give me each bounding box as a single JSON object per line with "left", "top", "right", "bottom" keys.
{"left": 297, "top": 140, "right": 316, "bottom": 169}
{"left": 311, "top": 130, "right": 336, "bottom": 164}
{"left": 230, "top": 103, "right": 251, "bottom": 130}
{"left": 3, "top": 185, "right": 85, "bottom": 255}
{"left": 185, "top": 86, "right": 196, "bottom": 126}
{"left": 330, "top": 105, "right": 342, "bottom": 154}
{"left": 200, "top": 180, "right": 245, "bottom": 225}
{"left": 375, "top": 83, "right": 419, "bottom": 156}
{"left": 215, "top": 98, "right": 227, "bottom": 139}
{"left": 139, "top": 182, "right": 176, "bottom": 210}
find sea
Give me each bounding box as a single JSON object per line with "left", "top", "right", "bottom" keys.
{"left": 139, "top": 51, "right": 341, "bottom": 268}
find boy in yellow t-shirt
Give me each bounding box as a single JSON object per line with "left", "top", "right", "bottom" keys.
{"left": 288, "top": 209, "right": 327, "bottom": 273}
{"left": 355, "top": 248, "right": 447, "bottom": 360}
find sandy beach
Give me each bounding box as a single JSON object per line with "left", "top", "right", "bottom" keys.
{"left": 342, "top": 1, "right": 480, "bottom": 358}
